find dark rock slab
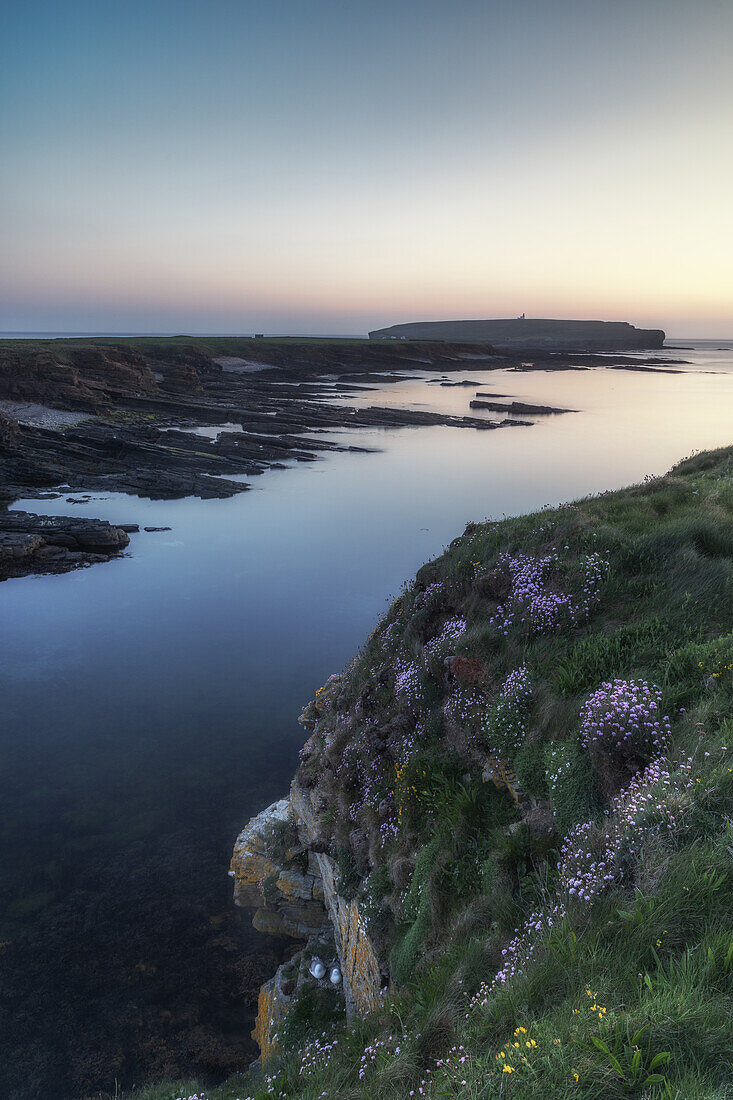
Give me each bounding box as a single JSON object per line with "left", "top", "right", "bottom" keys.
{"left": 0, "top": 511, "right": 131, "bottom": 581}
{"left": 439, "top": 379, "right": 481, "bottom": 386}
{"left": 470, "top": 399, "right": 575, "bottom": 415}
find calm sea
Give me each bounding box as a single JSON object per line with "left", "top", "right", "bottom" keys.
{"left": 1, "top": 340, "right": 732, "bottom": 1098}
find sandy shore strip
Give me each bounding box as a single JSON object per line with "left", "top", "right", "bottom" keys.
{"left": 0, "top": 400, "right": 93, "bottom": 429}
{"left": 213, "top": 356, "right": 281, "bottom": 372}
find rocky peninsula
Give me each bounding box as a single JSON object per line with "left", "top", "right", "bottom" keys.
{"left": 369, "top": 316, "right": 666, "bottom": 349}
{"left": 0, "top": 335, "right": 684, "bottom": 583}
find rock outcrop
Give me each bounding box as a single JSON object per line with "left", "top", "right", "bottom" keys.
{"left": 290, "top": 778, "right": 383, "bottom": 1019}
{"left": 232, "top": 756, "right": 384, "bottom": 1057}
{"left": 470, "top": 398, "right": 575, "bottom": 415}
{"left": 0, "top": 345, "right": 159, "bottom": 411}
{"left": 230, "top": 799, "right": 329, "bottom": 940}
{"left": 0, "top": 509, "right": 130, "bottom": 581}
{"left": 0, "top": 341, "right": 545, "bottom": 516}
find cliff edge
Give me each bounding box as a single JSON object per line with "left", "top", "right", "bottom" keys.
{"left": 229, "top": 444, "right": 733, "bottom": 1099}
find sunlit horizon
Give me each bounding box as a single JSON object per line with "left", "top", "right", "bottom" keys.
{"left": 2, "top": 0, "right": 732, "bottom": 337}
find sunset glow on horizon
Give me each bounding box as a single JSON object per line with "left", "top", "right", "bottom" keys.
{"left": 2, "top": 0, "right": 732, "bottom": 336}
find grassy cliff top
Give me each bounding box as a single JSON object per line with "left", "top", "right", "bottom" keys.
{"left": 368, "top": 317, "right": 665, "bottom": 349}
{"left": 135, "top": 445, "right": 733, "bottom": 1100}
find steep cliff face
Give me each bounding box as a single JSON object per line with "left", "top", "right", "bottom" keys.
{"left": 231, "top": 765, "right": 384, "bottom": 1053}
{"left": 0, "top": 345, "right": 161, "bottom": 411}
{"left": 289, "top": 776, "right": 383, "bottom": 1017}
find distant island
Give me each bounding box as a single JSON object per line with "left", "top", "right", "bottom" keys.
{"left": 369, "top": 316, "right": 666, "bottom": 350}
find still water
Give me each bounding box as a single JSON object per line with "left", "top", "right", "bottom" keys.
{"left": 1, "top": 341, "right": 732, "bottom": 1098}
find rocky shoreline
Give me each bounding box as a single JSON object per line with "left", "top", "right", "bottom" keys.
{"left": 0, "top": 510, "right": 131, "bottom": 581}
{"left": 0, "top": 337, "right": 689, "bottom": 583}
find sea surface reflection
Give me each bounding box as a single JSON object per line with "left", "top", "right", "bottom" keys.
{"left": 0, "top": 340, "right": 732, "bottom": 1098}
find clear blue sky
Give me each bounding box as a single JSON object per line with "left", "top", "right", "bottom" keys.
{"left": 1, "top": 0, "right": 732, "bottom": 335}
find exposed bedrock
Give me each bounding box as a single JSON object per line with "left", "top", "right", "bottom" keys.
{"left": 0, "top": 344, "right": 159, "bottom": 411}
{"left": 0, "top": 336, "right": 682, "bottom": 583}
{"left": 231, "top": 695, "right": 385, "bottom": 1057}
{"left": 0, "top": 510, "right": 130, "bottom": 581}
{"left": 230, "top": 798, "right": 330, "bottom": 940}
{"left": 470, "top": 398, "right": 575, "bottom": 415}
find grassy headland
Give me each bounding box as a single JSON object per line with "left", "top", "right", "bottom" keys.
{"left": 132, "top": 446, "right": 732, "bottom": 1100}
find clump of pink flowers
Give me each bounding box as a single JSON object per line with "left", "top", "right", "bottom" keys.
{"left": 489, "top": 549, "right": 609, "bottom": 636}
{"left": 358, "top": 1031, "right": 408, "bottom": 1080}
{"left": 579, "top": 679, "right": 671, "bottom": 760}
{"left": 394, "top": 659, "right": 427, "bottom": 716}
{"left": 423, "top": 615, "right": 467, "bottom": 661}
{"left": 559, "top": 754, "right": 691, "bottom": 903}
{"left": 469, "top": 752, "right": 696, "bottom": 1011}
{"left": 379, "top": 814, "right": 399, "bottom": 847}
{"left": 443, "top": 686, "right": 485, "bottom": 730}
{"left": 298, "top": 1031, "right": 341, "bottom": 1077}
{"left": 501, "top": 665, "right": 532, "bottom": 703}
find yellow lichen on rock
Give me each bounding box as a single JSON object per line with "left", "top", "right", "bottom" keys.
{"left": 483, "top": 754, "right": 520, "bottom": 804}
{"left": 230, "top": 797, "right": 291, "bottom": 908}
{"left": 340, "top": 900, "right": 382, "bottom": 1015}
{"left": 253, "top": 976, "right": 290, "bottom": 1060}
{"left": 290, "top": 779, "right": 383, "bottom": 1018}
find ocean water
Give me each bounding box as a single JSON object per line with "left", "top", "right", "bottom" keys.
{"left": 0, "top": 340, "right": 732, "bottom": 1098}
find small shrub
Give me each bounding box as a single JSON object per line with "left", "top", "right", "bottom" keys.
{"left": 514, "top": 739, "right": 548, "bottom": 798}
{"left": 360, "top": 863, "right": 392, "bottom": 928}
{"left": 545, "top": 739, "right": 601, "bottom": 833}
{"left": 277, "top": 983, "right": 345, "bottom": 1052}
{"left": 335, "top": 844, "right": 360, "bottom": 900}
{"left": 481, "top": 666, "right": 532, "bottom": 762}
{"left": 264, "top": 816, "right": 301, "bottom": 863}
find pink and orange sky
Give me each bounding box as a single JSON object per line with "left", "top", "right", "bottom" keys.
{"left": 1, "top": 0, "right": 732, "bottom": 336}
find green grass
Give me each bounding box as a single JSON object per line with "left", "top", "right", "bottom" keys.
{"left": 125, "top": 447, "right": 733, "bottom": 1100}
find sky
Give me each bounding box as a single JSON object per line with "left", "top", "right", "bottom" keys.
{"left": 1, "top": 0, "right": 732, "bottom": 337}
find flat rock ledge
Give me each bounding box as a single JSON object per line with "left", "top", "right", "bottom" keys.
{"left": 0, "top": 510, "right": 130, "bottom": 581}
{"left": 231, "top": 774, "right": 384, "bottom": 1059}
